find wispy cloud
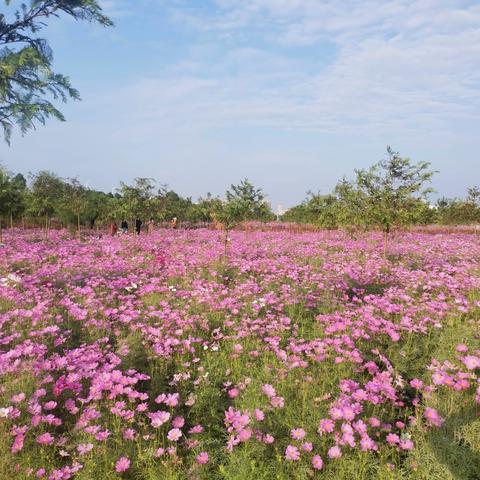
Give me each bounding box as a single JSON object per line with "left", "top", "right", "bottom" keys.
{"left": 95, "top": 0, "right": 480, "bottom": 140}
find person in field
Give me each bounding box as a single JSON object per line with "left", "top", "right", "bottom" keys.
{"left": 147, "top": 217, "right": 155, "bottom": 233}
{"left": 109, "top": 220, "right": 118, "bottom": 236}
{"left": 135, "top": 218, "right": 142, "bottom": 235}
{"left": 121, "top": 220, "right": 128, "bottom": 233}
{"left": 171, "top": 217, "right": 178, "bottom": 229}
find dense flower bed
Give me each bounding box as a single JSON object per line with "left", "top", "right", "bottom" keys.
{"left": 0, "top": 229, "right": 479, "bottom": 479}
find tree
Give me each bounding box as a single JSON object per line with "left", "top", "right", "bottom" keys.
{"left": 29, "top": 170, "right": 64, "bottom": 235}
{"left": 225, "top": 179, "right": 274, "bottom": 222}
{"left": 0, "top": 166, "right": 27, "bottom": 240}
{"left": 118, "top": 177, "right": 156, "bottom": 222}
{"left": 61, "top": 177, "right": 87, "bottom": 236}
{"left": 335, "top": 147, "right": 435, "bottom": 257}
{"left": 283, "top": 191, "right": 340, "bottom": 228}
{"left": 0, "top": 0, "right": 112, "bottom": 143}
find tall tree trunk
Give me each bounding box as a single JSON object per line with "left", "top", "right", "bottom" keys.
{"left": 77, "top": 213, "right": 81, "bottom": 239}
{"left": 10, "top": 212, "right": 13, "bottom": 229}
{"left": 383, "top": 230, "right": 388, "bottom": 259}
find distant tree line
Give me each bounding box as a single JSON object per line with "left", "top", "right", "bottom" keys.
{"left": 283, "top": 148, "right": 479, "bottom": 232}
{"left": 0, "top": 169, "right": 275, "bottom": 239}
{"left": 0, "top": 148, "right": 479, "bottom": 243}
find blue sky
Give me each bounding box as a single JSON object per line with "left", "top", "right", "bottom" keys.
{"left": 1, "top": 0, "right": 480, "bottom": 208}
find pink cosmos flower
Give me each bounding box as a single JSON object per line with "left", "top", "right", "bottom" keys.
{"left": 285, "top": 445, "right": 300, "bottom": 461}
{"left": 291, "top": 428, "right": 306, "bottom": 440}
{"left": 386, "top": 433, "right": 400, "bottom": 445}
{"left": 115, "top": 456, "right": 130, "bottom": 472}
{"left": 301, "top": 442, "right": 313, "bottom": 452}
{"left": 328, "top": 445, "right": 342, "bottom": 459}
{"left": 228, "top": 388, "right": 239, "bottom": 398}
{"left": 262, "top": 384, "right": 276, "bottom": 397}
{"left": 312, "top": 455, "right": 323, "bottom": 470}
{"left": 167, "top": 428, "right": 182, "bottom": 442}
{"left": 263, "top": 434, "right": 274, "bottom": 444}
{"left": 77, "top": 443, "right": 93, "bottom": 455}
{"left": 196, "top": 452, "right": 209, "bottom": 464}
{"left": 424, "top": 407, "right": 444, "bottom": 427}
{"left": 456, "top": 344, "right": 469, "bottom": 353}
{"left": 462, "top": 355, "right": 480, "bottom": 370}
{"left": 399, "top": 439, "right": 414, "bottom": 450}
{"left": 149, "top": 411, "right": 170, "bottom": 428}
{"left": 189, "top": 424, "right": 203, "bottom": 434}
{"left": 254, "top": 409, "right": 265, "bottom": 421}
{"left": 410, "top": 379, "right": 423, "bottom": 389}
{"left": 172, "top": 416, "right": 185, "bottom": 428}
{"left": 318, "top": 418, "right": 335, "bottom": 434}
{"left": 36, "top": 432, "right": 54, "bottom": 445}
{"left": 123, "top": 428, "right": 136, "bottom": 440}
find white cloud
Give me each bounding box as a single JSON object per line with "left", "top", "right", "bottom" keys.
{"left": 94, "top": 0, "right": 480, "bottom": 141}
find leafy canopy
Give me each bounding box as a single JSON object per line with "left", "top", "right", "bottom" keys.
{"left": 0, "top": 0, "right": 112, "bottom": 143}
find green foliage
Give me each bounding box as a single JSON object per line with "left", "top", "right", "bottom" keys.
{"left": 282, "top": 192, "right": 339, "bottom": 228}
{"left": 118, "top": 177, "right": 156, "bottom": 220}
{"left": 0, "top": 165, "right": 27, "bottom": 228}
{"left": 28, "top": 170, "right": 64, "bottom": 224}
{"left": 336, "top": 147, "right": 435, "bottom": 234}
{"left": 436, "top": 186, "right": 480, "bottom": 225}
{"left": 225, "top": 179, "right": 274, "bottom": 223}
{"left": 0, "top": 0, "right": 112, "bottom": 143}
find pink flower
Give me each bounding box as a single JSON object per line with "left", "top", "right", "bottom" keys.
{"left": 328, "top": 446, "right": 342, "bottom": 459}
{"left": 368, "top": 417, "right": 381, "bottom": 428}
{"left": 318, "top": 418, "right": 335, "bottom": 434}
{"left": 463, "top": 355, "right": 480, "bottom": 370}
{"left": 386, "top": 433, "right": 400, "bottom": 445}
{"left": 36, "top": 432, "right": 54, "bottom": 445}
{"left": 301, "top": 442, "right": 313, "bottom": 452}
{"left": 115, "top": 456, "right": 130, "bottom": 472}
{"left": 456, "top": 344, "right": 469, "bottom": 353}
{"left": 196, "top": 452, "right": 209, "bottom": 464}
{"left": 123, "top": 428, "right": 136, "bottom": 440}
{"left": 77, "top": 443, "right": 93, "bottom": 455}
{"left": 254, "top": 409, "right": 265, "bottom": 421}
{"left": 155, "top": 448, "right": 165, "bottom": 457}
{"left": 188, "top": 424, "right": 203, "bottom": 434}
{"left": 410, "top": 379, "right": 423, "bottom": 389}
{"left": 172, "top": 416, "right": 185, "bottom": 428}
{"left": 291, "top": 428, "right": 306, "bottom": 440}
{"left": 263, "top": 434, "right": 274, "bottom": 444}
{"left": 149, "top": 411, "right": 170, "bottom": 428}
{"left": 167, "top": 428, "right": 182, "bottom": 442}
{"left": 424, "top": 407, "right": 444, "bottom": 427}
{"left": 262, "top": 384, "right": 276, "bottom": 398}
{"left": 285, "top": 445, "right": 300, "bottom": 461}
{"left": 270, "top": 396, "right": 284, "bottom": 408}
{"left": 228, "top": 388, "right": 239, "bottom": 398}
{"left": 11, "top": 393, "right": 26, "bottom": 404}
{"left": 312, "top": 455, "right": 323, "bottom": 470}
{"left": 399, "top": 439, "right": 414, "bottom": 450}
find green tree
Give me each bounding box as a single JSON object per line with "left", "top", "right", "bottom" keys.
{"left": 225, "top": 179, "right": 274, "bottom": 222}
{"left": 118, "top": 177, "right": 156, "bottom": 223}
{"left": 61, "top": 177, "right": 88, "bottom": 236}
{"left": 335, "top": 147, "right": 435, "bottom": 256}
{"left": 0, "top": 0, "right": 112, "bottom": 143}
{"left": 29, "top": 170, "right": 64, "bottom": 235}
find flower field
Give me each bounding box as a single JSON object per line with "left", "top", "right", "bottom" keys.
{"left": 0, "top": 229, "right": 479, "bottom": 480}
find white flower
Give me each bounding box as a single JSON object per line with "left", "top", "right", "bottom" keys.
{"left": 0, "top": 407, "right": 11, "bottom": 418}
